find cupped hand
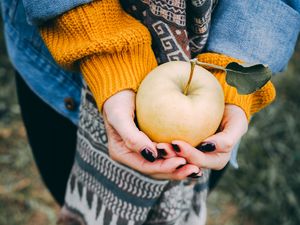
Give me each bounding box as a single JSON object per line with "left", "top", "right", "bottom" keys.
{"left": 169, "top": 104, "right": 248, "bottom": 170}
{"left": 102, "top": 90, "right": 200, "bottom": 180}
{"left": 103, "top": 89, "right": 158, "bottom": 161}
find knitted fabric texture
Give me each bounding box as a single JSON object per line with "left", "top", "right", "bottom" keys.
{"left": 40, "top": 0, "right": 275, "bottom": 117}
{"left": 40, "top": 0, "right": 157, "bottom": 111}
{"left": 197, "top": 53, "right": 276, "bottom": 120}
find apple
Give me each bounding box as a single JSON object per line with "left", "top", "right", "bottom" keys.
{"left": 136, "top": 61, "right": 224, "bottom": 147}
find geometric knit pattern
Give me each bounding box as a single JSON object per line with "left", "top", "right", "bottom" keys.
{"left": 58, "top": 81, "right": 210, "bottom": 225}
{"left": 121, "top": 0, "right": 218, "bottom": 64}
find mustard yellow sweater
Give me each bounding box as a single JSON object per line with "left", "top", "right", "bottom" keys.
{"left": 40, "top": 0, "right": 275, "bottom": 120}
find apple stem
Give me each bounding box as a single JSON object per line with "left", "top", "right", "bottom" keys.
{"left": 183, "top": 60, "right": 196, "bottom": 95}
{"left": 194, "top": 61, "right": 226, "bottom": 72}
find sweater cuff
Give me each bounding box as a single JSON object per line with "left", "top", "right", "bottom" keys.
{"left": 250, "top": 81, "right": 276, "bottom": 115}
{"left": 213, "top": 69, "right": 253, "bottom": 121}
{"left": 80, "top": 45, "right": 157, "bottom": 111}
{"left": 197, "top": 53, "right": 276, "bottom": 121}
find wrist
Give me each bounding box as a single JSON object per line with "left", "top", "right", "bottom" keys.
{"left": 103, "top": 89, "right": 136, "bottom": 120}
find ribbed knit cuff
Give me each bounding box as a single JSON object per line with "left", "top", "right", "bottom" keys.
{"left": 80, "top": 45, "right": 157, "bottom": 111}
{"left": 197, "top": 53, "right": 276, "bottom": 120}
{"left": 250, "top": 81, "right": 276, "bottom": 115}
{"left": 213, "top": 69, "right": 253, "bottom": 120}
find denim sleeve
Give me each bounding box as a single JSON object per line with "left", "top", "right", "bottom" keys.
{"left": 206, "top": 0, "right": 300, "bottom": 73}
{"left": 22, "top": 0, "right": 92, "bottom": 25}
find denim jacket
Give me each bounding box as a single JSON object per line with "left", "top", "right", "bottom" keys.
{"left": 1, "top": 0, "right": 300, "bottom": 166}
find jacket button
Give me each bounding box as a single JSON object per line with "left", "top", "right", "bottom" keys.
{"left": 64, "top": 97, "right": 76, "bottom": 111}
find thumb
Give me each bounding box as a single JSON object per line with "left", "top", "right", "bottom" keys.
{"left": 200, "top": 130, "right": 235, "bottom": 153}
{"left": 118, "top": 117, "right": 157, "bottom": 158}
{"left": 102, "top": 90, "right": 157, "bottom": 161}
{"left": 105, "top": 110, "right": 157, "bottom": 161}
{"left": 199, "top": 112, "right": 247, "bottom": 153}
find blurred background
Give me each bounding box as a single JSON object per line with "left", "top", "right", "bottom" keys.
{"left": 0, "top": 15, "right": 300, "bottom": 225}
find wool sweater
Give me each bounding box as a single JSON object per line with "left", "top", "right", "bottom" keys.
{"left": 40, "top": 0, "right": 275, "bottom": 119}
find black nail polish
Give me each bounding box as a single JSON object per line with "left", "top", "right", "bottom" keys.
{"left": 187, "top": 173, "right": 202, "bottom": 178}
{"left": 157, "top": 148, "right": 167, "bottom": 158}
{"left": 197, "top": 142, "right": 216, "bottom": 152}
{"left": 141, "top": 149, "right": 156, "bottom": 162}
{"left": 176, "top": 164, "right": 185, "bottom": 170}
{"left": 172, "top": 144, "right": 180, "bottom": 152}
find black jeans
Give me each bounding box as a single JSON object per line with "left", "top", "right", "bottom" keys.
{"left": 15, "top": 73, "right": 77, "bottom": 206}
{"left": 15, "top": 72, "right": 225, "bottom": 206}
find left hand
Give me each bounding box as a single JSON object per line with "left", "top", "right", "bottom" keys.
{"left": 167, "top": 104, "right": 248, "bottom": 171}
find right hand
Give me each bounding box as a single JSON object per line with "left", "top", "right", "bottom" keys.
{"left": 102, "top": 90, "right": 200, "bottom": 180}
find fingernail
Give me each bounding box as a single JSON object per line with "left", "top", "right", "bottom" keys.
{"left": 176, "top": 164, "right": 186, "bottom": 170}
{"left": 187, "top": 172, "right": 202, "bottom": 178}
{"left": 157, "top": 148, "right": 167, "bottom": 158}
{"left": 197, "top": 142, "right": 216, "bottom": 152}
{"left": 171, "top": 144, "right": 180, "bottom": 152}
{"left": 141, "top": 148, "right": 156, "bottom": 162}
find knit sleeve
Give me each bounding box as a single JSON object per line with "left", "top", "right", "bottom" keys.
{"left": 197, "top": 53, "right": 276, "bottom": 120}
{"left": 39, "top": 0, "right": 157, "bottom": 111}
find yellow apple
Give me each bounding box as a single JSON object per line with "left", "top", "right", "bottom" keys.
{"left": 136, "top": 61, "right": 224, "bottom": 147}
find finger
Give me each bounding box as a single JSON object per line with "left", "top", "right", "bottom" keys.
{"left": 173, "top": 140, "right": 231, "bottom": 170}
{"left": 172, "top": 164, "right": 202, "bottom": 180}
{"left": 198, "top": 151, "right": 231, "bottom": 170}
{"left": 112, "top": 149, "right": 187, "bottom": 175}
{"left": 117, "top": 118, "right": 157, "bottom": 157}
{"left": 200, "top": 131, "right": 234, "bottom": 153}
{"left": 198, "top": 104, "right": 248, "bottom": 153}
{"left": 145, "top": 157, "right": 187, "bottom": 174}
{"left": 200, "top": 116, "right": 247, "bottom": 153}
{"left": 104, "top": 110, "right": 158, "bottom": 160}
{"left": 151, "top": 164, "right": 201, "bottom": 180}
{"left": 172, "top": 140, "right": 205, "bottom": 166}
{"left": 103, "top": 90, "right": 158, "bottom": 159}
{"left": 156, "top": 143, "right": 177, "bottom": 159}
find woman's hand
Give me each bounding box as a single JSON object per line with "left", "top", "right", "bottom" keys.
{"left": 102, "top": 89, "right": 200, "bottom": 180}
{"left": 167, "top": 104, "right": 248, "bottom": 171}
{"left": 103, "top": 90, "right": 158, "bottom": 161}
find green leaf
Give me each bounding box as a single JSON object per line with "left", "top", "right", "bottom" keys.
{"left": 225, "top": 62, "right": 272, "bottom": 95}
